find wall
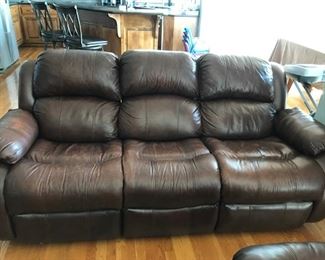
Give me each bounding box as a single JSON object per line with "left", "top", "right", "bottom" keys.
{"left": 200, "top": 0, "right": 325, "bottom": 59}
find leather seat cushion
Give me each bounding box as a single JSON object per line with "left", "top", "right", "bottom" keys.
{"left": 5, "top": 139, "right": 123, "bottom": 215}
{"left": 123, "top": 138, "right": 220, "bottom": 208}
{"left": 204, "top": 137, "right": 325, "bottom": 204}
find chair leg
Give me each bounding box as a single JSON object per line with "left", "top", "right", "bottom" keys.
{"left": 44, "top": 42, "right": 48, "bottom": 50}
{"left": 53, "top": 42, "right": 56, "bottom": 49}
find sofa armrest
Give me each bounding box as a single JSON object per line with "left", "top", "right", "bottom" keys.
{"left": 0, "top": 109, "right": 38, "bottom": 164}
{"left": 0, "top": 163, "right": 15, "bottom": 239}
{"left": 275, "top": 107, "right": 325, "bottom": 156}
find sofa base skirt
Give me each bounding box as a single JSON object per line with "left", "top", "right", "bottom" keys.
{"left": 13, "top": 210, "right": 121, "bottom": 243}
{"left": 216, "top": 202, "right": 313, "bottom": 232}
{"left": 124, "top": 205, "right": 218, "bottom": 237}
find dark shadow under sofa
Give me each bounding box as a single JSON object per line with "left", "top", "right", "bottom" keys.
{"left": 0, "top": 50, "right": 324, "bottom": 242}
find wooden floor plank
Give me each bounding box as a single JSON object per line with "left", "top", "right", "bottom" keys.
{"left": 172, "top": 236, "right": 196, "bottom": 260}
{"left": 0, "top": 47, "right": 43, "bottom": 117}
{"left": 116, "top": 239, "right": 136, "bottom": 260}
{"left": 190, "top": 234, "right": 224, "bottom": 260}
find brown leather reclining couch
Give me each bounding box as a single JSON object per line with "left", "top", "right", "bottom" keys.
{"left": 0, "top": 50, "right": 324, "bottom": 242}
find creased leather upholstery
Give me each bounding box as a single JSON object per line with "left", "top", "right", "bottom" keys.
{"left": 34, "top": 97, "right": 119, "bottom": 142}
{"left": 14, "top": 211, "right": 120, "bottom": 242}
{"left": 218, "top": 202, "right": 312, "bottom": 232}
{"left": 19, "top": 60, "right": 35, "bottom": 112}
{"left": 197, "top": 54, "right": 274, "bottom": 101}
{"left": 201, "top": 101, "right": 275, "bottom": 139}
{"left": 271, "top": 62, "right": 286, "bottom": 112}
{"left": 275, "top": 108, "right": 325, "bottom": 156}
{"left": 233, "top": 242, "right": 325, "bottom": 260}
{"left": 198, "top": 54, "right": 276, "bottom": 139}
{"left": 5, "top": 139, "right": 123, "bottom": 214}
{"left": 33, "top": 50, "right": 120, "bottom": 100}
{"left": 25, "top": 138, "right": 121, "bottom": 163}
{"left": 119, "top": 51, "right": 200, "bottom": 141}
{"left": 0, "top": 164, "right": 14, "bottom": 239}
{"left": 1, "top": 50, "right": 324, "bottom": 242}
{"left": 204, "top": 137, "right": 325, "bottom": 204}
{"left": 120, "top": 50, "right": 197, "bottom": 98}
{"left": 124, "top": 206, "right": 218, "bottom": 237}
{"left": 0, "top": 109, "right": 38, "bottom": 164}
{"left": 308, "top": 153, "right": 325, "bottom": 222}
{"left": 119, "top": 96, "right": 201, "bottom": 141}
{"left": 123, "top": 139, "right": 220, "bottom": 208}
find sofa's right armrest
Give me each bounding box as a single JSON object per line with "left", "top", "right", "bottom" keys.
{"left": 0, "top": 109, "right": 38, "bottom": 165}
{"left": 275, "top": 107, "right": 325, "bottom": 156}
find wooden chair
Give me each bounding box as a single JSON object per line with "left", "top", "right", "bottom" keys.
{"left": 54, "top": 4, "right": 107, "bottom": 51}
{"left": 30, "top": 1, "right": 65, "bottom": 49}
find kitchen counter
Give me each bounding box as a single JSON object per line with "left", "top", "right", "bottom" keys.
{"left": 10, "top": 1, "right": 199, "bottom": 55}
{"left": 10, "top": 1, "right": 199, "bottom": 17}
{"left": 77, "top": 4, "right": 199, "bottom": 17}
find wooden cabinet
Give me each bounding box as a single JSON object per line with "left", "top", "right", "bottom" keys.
{"left": 163, "top": 16, "right": 198, "bottom": 51}
{"left": 19, "top": 4, "right": 60, "bottom": 46}
{"left": 80, "top": 10, "right": 160, "bottom": 56}
{"left": 10, "top": 4, "right": 198, "bottom": 50}
{"left": 20, "top": 4, "right": 41, "bottom": 45}
{"left": 10, "top": 5, "right": 23, "bottom": 46}
{"left": 79, "top": 9, "right": 198, "bottom": 55}
{"left": 117, "top": 14, "right": 160, "bottom": 53}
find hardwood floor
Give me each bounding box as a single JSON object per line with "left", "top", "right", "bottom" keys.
{"left": 0, "top": 47, "right": 44, "bottom": 117}
{"left": 0, "top": 47, "right": 324, "bottom": 260}
{"left": 0, "top": 221, "right": 325, "bottom": 260}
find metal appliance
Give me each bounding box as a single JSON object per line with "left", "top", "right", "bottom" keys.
{"left": 0, "top": 0, "right": 19, "bottom": 73}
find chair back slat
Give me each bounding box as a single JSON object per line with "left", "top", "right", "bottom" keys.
{"left": 31, "top": 2, "right": 54, "bottom": 35}
{"left": 54, "top": 4, "right": 83, "bottom": 45}
{"left": 53, "top": 3, "right": 107, "bottom": 50}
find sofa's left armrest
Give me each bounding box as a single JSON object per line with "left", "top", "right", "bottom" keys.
{"left": 0, "top": 109, "right": 38, "bottom": 164}
{"left": 275, "top": 107, "right": 325, "bottom": 156}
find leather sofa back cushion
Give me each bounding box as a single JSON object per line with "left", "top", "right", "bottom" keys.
{"left": 198, "top": 54, "right": 274, "bottom": 101}
{"left": 198, "top": 54, "right": 276, "bottom": 138}
{"left": 34, "top": 97, "right": 119, "bottom": 142}
{"left": 119, "top": 95, "right": 201, "bottom": 141}
{"left": 201, "top": 101, "right": 275, "bottom": 139}
{"left": 120, "top": 51, "right": 198, "bottom": 98}
{"left": 33, "top": 50, "right": 120, "bottom": 101}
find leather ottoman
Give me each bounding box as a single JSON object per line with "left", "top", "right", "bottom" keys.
{"left": 233, "top": 242, "right": 325, "bottom": 260}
